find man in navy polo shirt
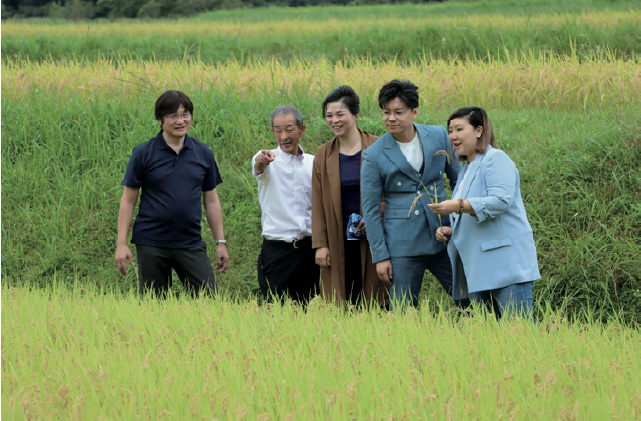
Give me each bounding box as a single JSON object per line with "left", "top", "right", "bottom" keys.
{"left": 115, "top": 90, "right": 229, "bottom": 297}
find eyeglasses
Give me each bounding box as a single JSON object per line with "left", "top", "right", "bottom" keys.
{"left": 381, "top": 108, "right": 410, "bottom": 118}
{"left": 165, "top": 112, "right": 192, "bottom": 121}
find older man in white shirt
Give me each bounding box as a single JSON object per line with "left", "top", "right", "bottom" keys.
{"left": 252, "top": 105, "right": 320, "bottom": 303}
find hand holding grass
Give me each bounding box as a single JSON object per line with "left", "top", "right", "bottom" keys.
{"left": 428, "top": 199, "right": 458, "bottom": 215}
{"left": 429, "top": 199, "right": 475, "bottom": 216}
{"left": 435, "top": 226, "right": 452, "bottom": 243}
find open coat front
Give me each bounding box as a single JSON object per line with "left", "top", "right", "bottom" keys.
{"left": 447, "top": 146, "right": 541, "bottom": 300}
{"left": 311, "top": 129, "right": 388, "bottom": 306}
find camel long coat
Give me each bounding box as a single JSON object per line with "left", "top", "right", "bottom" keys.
{"left": 311, "top": 129, "right": 388, "bottom": 306}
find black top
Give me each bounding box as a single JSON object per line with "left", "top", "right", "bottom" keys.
{"left": 339, "top": 150, "right": 362, "bottom": 226}
{"left": 122, "top": 131, "right": 222, "bottom": 248}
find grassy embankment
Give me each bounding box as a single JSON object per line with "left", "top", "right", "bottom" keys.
{"left": 2, "top": 283, "right": 640, "bottom": 419}
{"left": 1, "top": 0, "right": 640, "bottom": 320}
{"left": 2, "top": 55, "right": 639, "bottom": 321}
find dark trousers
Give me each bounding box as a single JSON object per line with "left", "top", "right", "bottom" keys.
{"left": 257, "top": 237, "right": 319, "bottom": 304}
{"left": 136, "top": 244, "right": 216, "bottom": 298}
{"left": 344, "top": 236, "right": 363, "bottom": 306}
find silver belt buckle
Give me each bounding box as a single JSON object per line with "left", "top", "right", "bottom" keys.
{"left": 292, "top": 239, "right": 299, "bottom": 249}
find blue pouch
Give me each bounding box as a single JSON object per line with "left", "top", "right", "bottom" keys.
{"left": 346, "top": 213, "right": 367, "bottom": 240}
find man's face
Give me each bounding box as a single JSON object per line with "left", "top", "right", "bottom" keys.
{"left": 159, "top": 105, "right": 192, "bottom": 140}
{"left": 381, "top": 97, "right": 418, "bottom": 141}
{"left": 271, "top": 113, "right": 305, "bottom": 156}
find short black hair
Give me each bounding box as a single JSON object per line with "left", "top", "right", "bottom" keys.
{"left": 322, "top": 85, "right": 360, "bottom": 118}
{"left": 155, "top": 90, "right": 194, "bottom": 121}
{"left": 378, "top": 79, "right": 419, "bottom": 110}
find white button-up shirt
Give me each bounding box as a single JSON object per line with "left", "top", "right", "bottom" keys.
{"left": 252, "top": 146, "right": 314, "bottom": 242}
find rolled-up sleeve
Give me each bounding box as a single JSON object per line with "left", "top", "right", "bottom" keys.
{"left": 467, "top": 151, "right": 516, "bottom": 223}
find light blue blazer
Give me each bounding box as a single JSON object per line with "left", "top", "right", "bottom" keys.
{"left": 361, "top": 124, "right": 462, "bottom": 263}
{"left": 448, "top": 146, "right": 540, "bottom": 300}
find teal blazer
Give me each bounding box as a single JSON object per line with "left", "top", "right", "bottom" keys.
{"left": 447, "top": 146, "right": 540, "bottom": 299}
{"left": 361, "top": 124, "right": 461, "bottom": 263}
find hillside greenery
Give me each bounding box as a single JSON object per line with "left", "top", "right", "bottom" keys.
{"left": 1, "top": 0, "right": 640, "bottom": 323}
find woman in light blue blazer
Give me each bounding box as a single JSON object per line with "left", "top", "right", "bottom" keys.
{"left": 428, "top": 107, "right": 540, "bottom": 319}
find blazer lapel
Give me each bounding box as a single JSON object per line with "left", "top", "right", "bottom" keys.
{"left": 418, "top": 126, "right": 436, "bottom": 186}
{"left": 381, "top": 132, "right": 420, "bottom": 180}
{"left": 458, "top": 147, "right": 491, "bottom": 200}
{"left": 451, "top": 162, "right": 467, "bottom": 230}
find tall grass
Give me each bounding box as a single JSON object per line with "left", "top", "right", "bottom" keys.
{"left": 2, "top": 56, "right": 639, "bottom": 322}
{"left": 2, "top": 5, "right": 640, "bottom": 62}
{"left": 2, "top": 283, "right": 639, "bottom": 419}
{"left": 2, "top": 55, "right": 638, "bottom": 110}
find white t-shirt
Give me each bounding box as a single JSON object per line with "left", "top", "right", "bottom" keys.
{"left": 396, "top": 132, "right": 424, "bottom": 173}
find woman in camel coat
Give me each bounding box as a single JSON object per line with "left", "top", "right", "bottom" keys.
{"left": 312, "top": 86, "right": 388, "bottom": 307}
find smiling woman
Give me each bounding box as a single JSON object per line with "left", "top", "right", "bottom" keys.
{"left": 312, "top": 85, "right": 388, "bottom": 307}
{"left": 429, "top": 107, "right": 540, "bottom": 320}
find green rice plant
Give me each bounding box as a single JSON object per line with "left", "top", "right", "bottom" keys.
{"left": 2, "top": 2, "right": 640, "bottom": 62}
{"left": 2, "top": 283, "right": 640, "bottom": 419}
{"left": 2, "top": 54, "right": 638, "bottom": 111}
{"left": 1, "top": 55, "right": 639, "bottom": 321}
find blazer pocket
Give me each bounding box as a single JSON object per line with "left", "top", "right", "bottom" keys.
{"left": 384, "top": 208, "right": 410, "bottom": 219}
{"left": 480, "top": 238, "right": 512, "bottom": 251}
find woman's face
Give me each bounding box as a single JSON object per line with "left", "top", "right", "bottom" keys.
{"left": 448, "top": 117, "right": 483, "bottom": 162}
{"left": 325, "top": 101, "right": 358, "bottom": 138}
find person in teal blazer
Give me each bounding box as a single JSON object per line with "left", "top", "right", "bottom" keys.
{"left": 428, "top": 106, "right": 540, "bottom": 319}
{"left": 360, "top": 80, "right": 464, "bottom": 309}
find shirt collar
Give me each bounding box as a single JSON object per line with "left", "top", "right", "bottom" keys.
{"left": 275, "top": 145, "right": 305, "bottom": 162}
{"left": 155, "top": 130, "right": 193, "bottom": 150}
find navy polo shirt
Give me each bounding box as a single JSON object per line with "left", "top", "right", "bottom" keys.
{"left": 122, "top": 131, "right": 222, "bottom": 248}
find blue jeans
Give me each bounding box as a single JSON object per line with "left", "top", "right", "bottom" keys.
{"left": 469, "top": 282, "right": 533, "bottom": 320}
{"left": 389, "top": 250, "right": 467, "bottom": 310}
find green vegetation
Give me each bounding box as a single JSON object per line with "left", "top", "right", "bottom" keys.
{"left": 2, "top": 1, "right": 640, "bottom": 418}
{"left": 2, "top": 1, "right": 640, "bottom": 62}
{"left": 1, "top": 1, "right": 640, "bottom": 321}
{"left": 2, "top": 54, "right": 639, "bottom": 322}
{"left": 3, "top": 283, "right": 640, "bottom": 419}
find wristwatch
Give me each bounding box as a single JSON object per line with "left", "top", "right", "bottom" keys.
{"left": 215, "top": 240, "right": 227, "bottom": 245}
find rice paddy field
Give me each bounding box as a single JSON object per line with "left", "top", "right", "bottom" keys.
{"left": 2, "top": 0, "right": 641, "bottom": 418}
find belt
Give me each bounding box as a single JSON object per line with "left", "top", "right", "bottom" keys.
{"left": 263, "top": 236, "right": 312, "bottom": 249}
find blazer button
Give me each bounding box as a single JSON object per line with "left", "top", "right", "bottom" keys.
{"left": 417, "top": 190, "right": 421, "bottom": 195}
{"left": 414, "top": 210, "right": 419, "bottom": 215}
{"left": 483, "top": 202, "right": 486, "bottom": 205}
{"left": 397, "top": 182, "right": 402, "bottom": 186}
{"left": 430, "top": 185, "right": 434, "bottom": 191}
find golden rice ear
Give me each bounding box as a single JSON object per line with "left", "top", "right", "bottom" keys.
{"left": 434, "top": 149, "right": 451, "bottom": 165}
{"left": 408, "top": 194, "right": 427, "bottom": 216}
